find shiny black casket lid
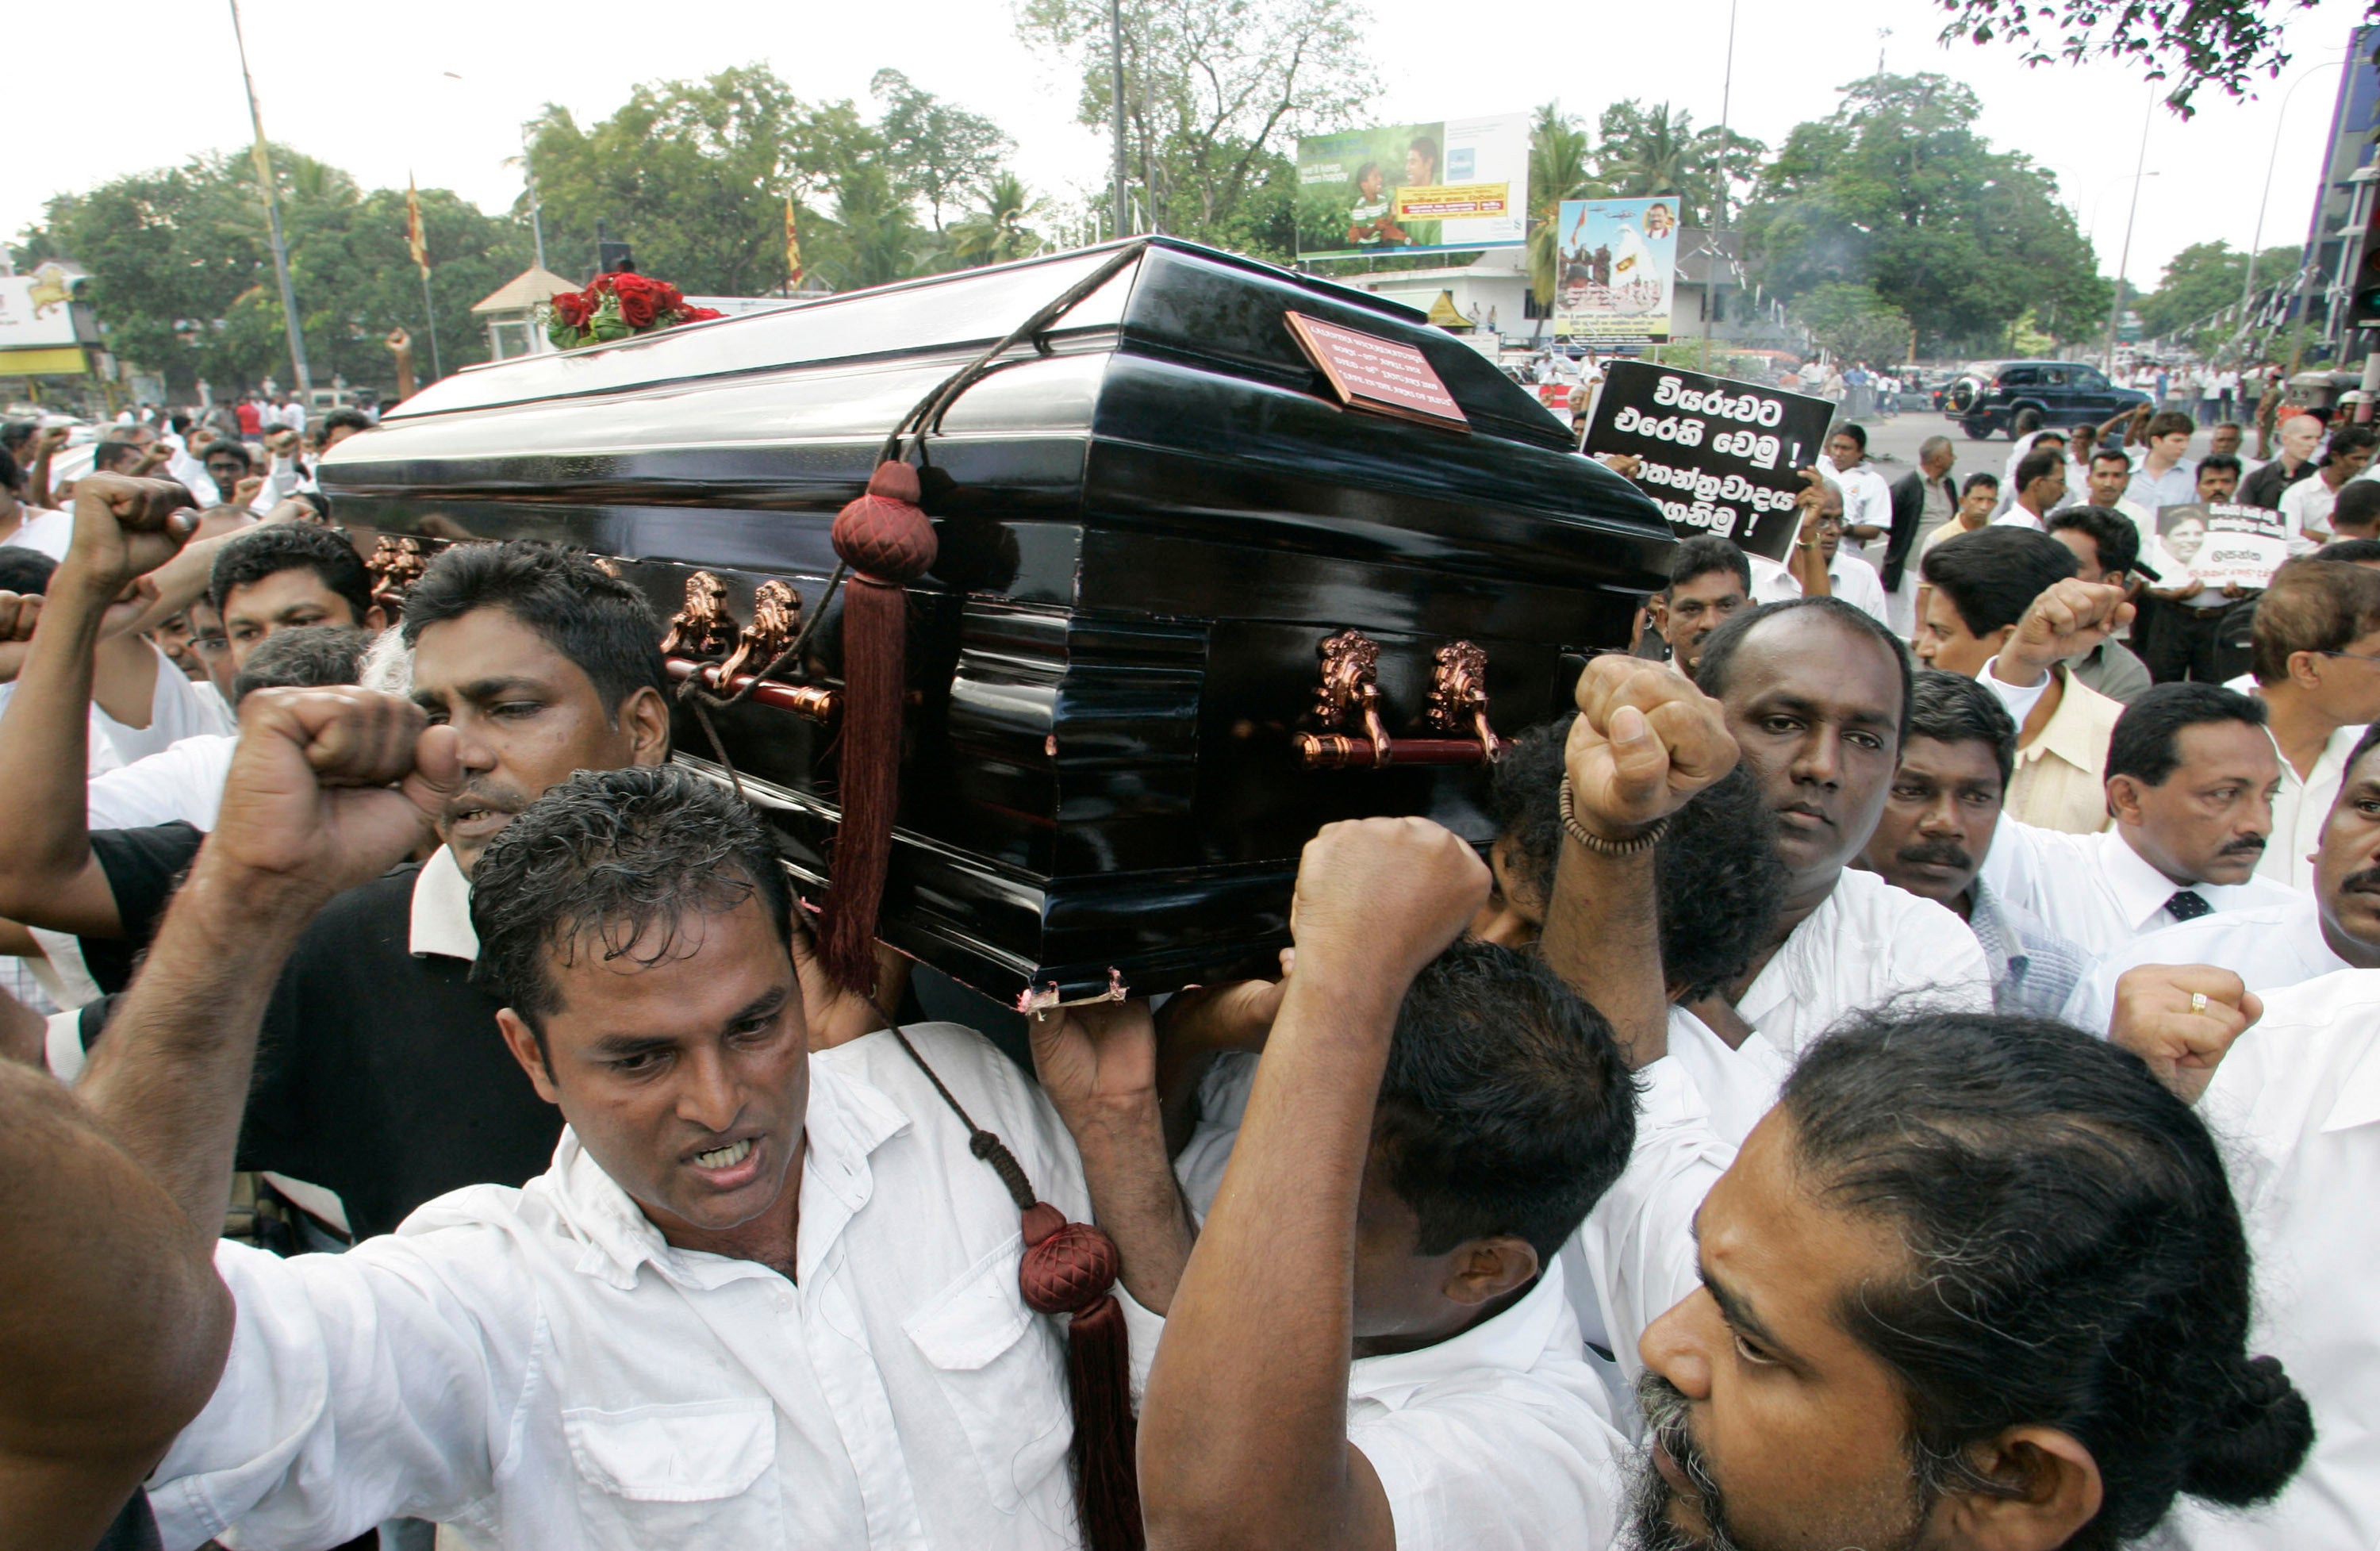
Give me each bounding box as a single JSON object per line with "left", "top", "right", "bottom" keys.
{"left": 322, "top": 237, "right": 1674, "bottom": 1004}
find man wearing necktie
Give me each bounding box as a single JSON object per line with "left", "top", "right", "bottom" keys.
{"left": 1977, "top": 681, "right": 2301, "bottom": 960}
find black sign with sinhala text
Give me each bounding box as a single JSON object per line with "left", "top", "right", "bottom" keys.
{"left": 1582, "top": 360, "right": 1837, "bottom": 561}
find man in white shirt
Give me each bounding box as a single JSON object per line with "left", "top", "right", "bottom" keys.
{"left": 1820, "top": 424, "right": 1893, "bottom": 561}
{"left": 2062, "top": 738, "right": 2380, "bottom": 1031}
{"left": 1919, "top": 532, "right": 2130, "bottom": 832}
{"left": 2277, "top": 424, "right": 2376, "bottom": 548}
{"left": 1536, "top": 688, "right": 2318, "bottom": 1551}
{"left": 2225, "top": 559, "right": 2380, "bottom": 888}
{"left": 2056, "top": 446, "right": 2155, "bottom": 539}
{"left": 121, "top": 726, "right": 1150, "bottom": 1551}
{"left": 1748, "top": 478, "right": 1891, "bottom": 624}
{"left": 1691, "top": 597, "right": 1991, "bottom": 1055}
{"left": 2000, "top": 426, "right": 2065, "bottom": 501}
{"left": 1982, "top": 681, "right": 2298, "bottom": 957}
{"left": 2125, "top": 410, "right": 2199, "bottom": 509}
{"left": 1131, "top": 814, "right": 1649, "bottom": 1551}
{"left": 2110, "top": 967, "right": 2374, "bottom": 1550}
{"left": 1990, "top": 443, "right": 2066, "bottom": 530}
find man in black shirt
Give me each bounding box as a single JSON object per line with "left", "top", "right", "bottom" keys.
{"left": 79, "top": 541, "right": 675, "bottom": 1238}
{"left": 2240, "top": 412, "right": 2323, "bottom": 510}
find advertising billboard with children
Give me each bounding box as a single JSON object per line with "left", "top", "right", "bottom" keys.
{"left": 1552, "top": 196, "right": 1681, "bottom": 346}
{"left": 1295, "top": 114, "right": 1530, "bottom": 260}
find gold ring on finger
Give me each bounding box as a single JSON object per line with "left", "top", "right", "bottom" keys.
{"left": 2190, "top": 992, "right": 2209, "bottom": 1015}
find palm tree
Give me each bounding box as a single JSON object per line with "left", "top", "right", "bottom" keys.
{"left": 946, "top": 172, "right": 1044, "bottom": 268}
{"left": 1526, "top": 102, "right": 1604, "bottom": 309}
{"left": 818, "top": 160, "right": 922, "bottom": 290}
{"left": 1593, "top": 102, "right": 1762, "bottom": 228}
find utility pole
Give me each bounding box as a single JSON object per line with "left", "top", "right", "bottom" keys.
{"left": 2102, "top": 90, "right": 2155, "bottom": 370}
{"left": 228, "top": 0, "right": 310, "bottom": 394}
{"left": 522, "top": 122, "right": 548, "bottom": 273}
{"left": 1714, "top": 0, "right": 1738, "bottom": 228}
{"left": 1109, "top": 0, "right": 1130, "bottom": 240}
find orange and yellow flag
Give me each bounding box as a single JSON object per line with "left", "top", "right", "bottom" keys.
{"left": 405, "top": 176, "right": 430, "bottom": 276}
{"left": 785, "top": 195, "right": 804, "bottom": 290}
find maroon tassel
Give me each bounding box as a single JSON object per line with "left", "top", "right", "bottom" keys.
{"left": 823, "top": 462, "right": 937, "bottom": 994}
{"left": 1019, "top": 1202, "right": 1145, "bottom": 1551}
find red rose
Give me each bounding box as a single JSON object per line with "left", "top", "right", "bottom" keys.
{"left": 616, "top": 286, "right": 658, "bottom": 328}
{"left": 680, "top": 305, "right": 725, "bottom": 322}
{"left": 651, "top": 281, "right": 684, "bottom": 309}
{"left": 551, "top": 291, "right": 590, "bottom": 328}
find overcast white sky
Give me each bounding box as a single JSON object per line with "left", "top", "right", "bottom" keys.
{"left": 4, "top": 0, "right": 2372, "bottom": 292}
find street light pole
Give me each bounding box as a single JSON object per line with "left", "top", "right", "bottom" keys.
{"left": 2102, "top": 90, "right": 2156, "bottom": 370}
{"left": 522, "top": 122, "right": 548, "bottom": 274}
{"left": 1713, "top": 0, "right": 1738, "bottom": 228}
{"left": 228, "top": 0, "right": 310, "bottom": 395}
{"left": 1109, "top": 0, "right": 1130, "bottom": 240}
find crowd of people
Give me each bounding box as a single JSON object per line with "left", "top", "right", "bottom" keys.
{"left": 0, "top": 380, "right": 2373, "bottom": 1551}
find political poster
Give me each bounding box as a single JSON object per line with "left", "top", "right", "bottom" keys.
{"left": 1296, "top": 114, "right": 1530, "bottom": 260}
{"left": 2152, "top": 502, "right": 2289, "bottom": 592}
{"left": 0, "top": 265, "right": 82, "bottom": 350}
{"left": 1582, "top": 359, "right": 1835, "bottom": 561}
{"left": 1553, "top": 197, "right": 1681, "bottom": 346}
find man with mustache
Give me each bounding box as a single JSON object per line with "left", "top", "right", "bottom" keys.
{"left": 1859, "top": 670, "right": 2090, "bottom": 1016}
{"left": 1981, "top": 681, "right": 2297, "bottom": 959}
{"left": 1686, "top": 597, "right": 1990, "bottom": 1056}
{"left": 2224, "top": 558, "right": 2380, "bottom": 889}
{"left": 1642, "top": 537, "right": 1751, "bottom": 677}
{"left": 2062, "top": 723, "right": 2380, "bottom": 1031}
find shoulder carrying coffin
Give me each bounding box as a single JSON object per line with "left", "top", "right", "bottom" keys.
{"left": 321, "top": 236, "right": 1673, "bottom": 1009}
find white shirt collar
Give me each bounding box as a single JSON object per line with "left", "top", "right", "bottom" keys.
{"left": 408, "top": 845, "right": 479, "bottom": 962}
{"left": 1348, "top": 1257, "right": 1573, "bottom": 1408}
{"left": 541, "top": 1055, "right": 912, "bottom": 1292}
{"left": 2096, "top": 824, "right": 2261, "bottom": 931}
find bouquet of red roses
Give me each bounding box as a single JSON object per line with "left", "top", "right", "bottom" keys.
{"left": 543, "top": 272, "right": 727, "bottom": 349}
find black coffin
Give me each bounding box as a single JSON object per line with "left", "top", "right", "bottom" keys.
{"left": 320, "top": 237, "right": 1673, "bottom": 1008}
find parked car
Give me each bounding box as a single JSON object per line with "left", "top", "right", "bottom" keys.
{"left": 1940, "top": 360, "right": 2152, "bottom": 440}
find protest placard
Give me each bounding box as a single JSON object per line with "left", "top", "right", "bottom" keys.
{"left": 1580, "top": 359, "right": 1837, "bottom": 560}
{"left": 2152, "top": 502, "right": 2288, "bottom": 592}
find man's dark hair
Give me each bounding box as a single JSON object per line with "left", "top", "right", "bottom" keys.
{"left": 2315, "top": 536, "right": 2380, "bottom": 565}
{"left": 2031, "top": 428, "right": 2068, "bottom": 447}
{"left": 2090, "top": 447, "right": 2133, "bottom": 471}
{"left": 1921, "top": 525, "right": 2079, "bottom": 639}
{"left": 1830, "top": 422, "right": 1868, "bottom": 452}
{"left": 2013, "top": 447, "right": 2063, "bottom": 492}
{"left": 209, "top": 524, "right": 374, "bottom": 621}
{"left": 0, "top": 447, "right": 20, "bottom": 495}
{"left": 470, "top": 765, "right": 792, "bottom": 1046}
{"left": 2251, "top": 557, "right": 2380, "bottom": 684}
{"left": 91, "top": 440, "right": 143, "bottom": 474}
{"left": 2331, "top": 480, "right": 2380, "bottom": 535}
{"left": 1666, "top": 534, "right": 1750, "bottom": 597}
{"left": 229, "top": 624, "right": 371, "bottom": 705}
{"left": 2324, "top": 424, "right": 2379, "bottom": 465}
{"left": 0, "top": 422, "right": 33, "bottom": 458}
{"left": 401, "top": 541, "right": 667, "bottom": 711}
{"left": 2198, "top": 452, "right": 2243, "bottom": 479}
{"left": 2047, "top": 505, "right": 2142, "bottom": 577}
{"left": 1376, "top": 938, "right": 1634, "bottom": 1262}
{"left": 1960, "top": 471, "right": 1999, "bottom": 497}
{"left": 2144, "top": 409, "right": 2197, "bottom": 441}
{"left": 202, "top": 440, "right": 251, "bottom": 470}
{"left": 2106, "top": 682, "right": 2268, "bottom": 788}
{"left": 1783, "top": 1012, "right": 2312, "bottom": 1546}
{"left": 320, "top": 407, "right": 372, "bottom": 437}
{"left": 1694, "top": 597, "right": 1915, "bottom": 743}
{"left": 1908, "top": 668, "right": 2018, "bottom": 789}
{"left": 1492, "top": 720, "right": 1784, "bottom": 1000}
{"left": 1406, "top": 134, "right": 1440, "bottom": 169}
{"left": 0, "top": 547, "right": 58, "bottom": 596}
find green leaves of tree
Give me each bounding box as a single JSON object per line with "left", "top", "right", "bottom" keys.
{"left": 1932, "top": 0, "right": 2333, "bottom": 115}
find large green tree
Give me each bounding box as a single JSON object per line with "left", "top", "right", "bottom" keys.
{"left": 1740, "top": 74, "right": 2108, "bottom": 355}
{"left": 870, "top": 69, "right": 1013, "bottom": 234}
{"left": 1016, "top": 0, "right": 1376, "bottom": 259}
{"left": 20, "top": 148, "right": 528, "bottom": 394}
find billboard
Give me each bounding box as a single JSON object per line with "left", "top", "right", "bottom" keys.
{"left": 0, "top": 267, "right": 83, "bottom": 351}
{"left": 1296, "top": 113, "right": 1530, "bottom": 260}
{"left": 1553, "top": 197, "right": 1680, "bottom": 346}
